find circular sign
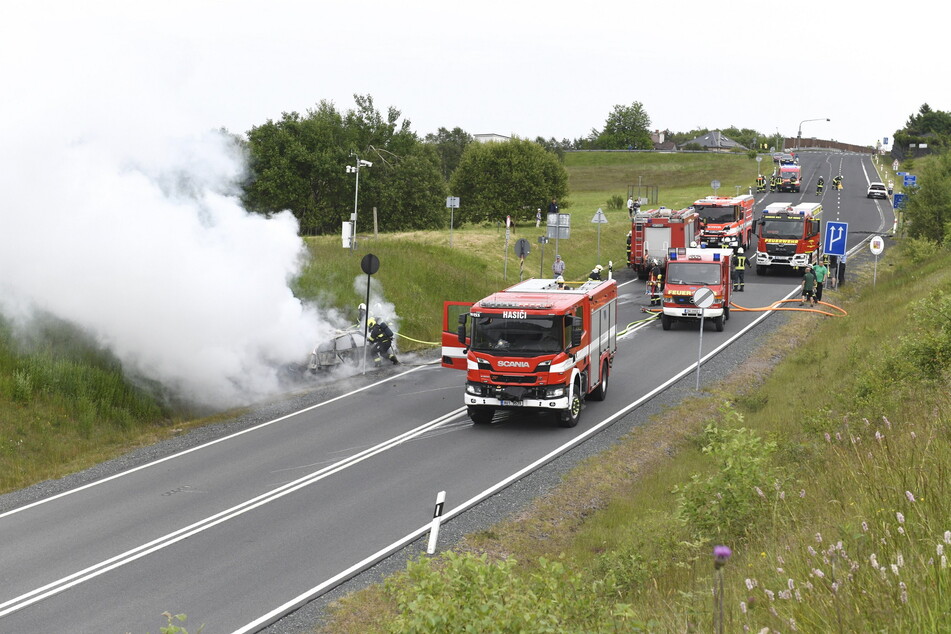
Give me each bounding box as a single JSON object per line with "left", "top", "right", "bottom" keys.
{"left": 514, "top": 238, "right": 531, "bottom": 258}
{"left": 693, "top": 287, "right": 715, "bottom": 309}
{"left": 711, "top": 180, "right": 721, "bottom": 189}
{"left": 756, "top": 156, "right": 763, "bottom": 163}
{"left": 870, "top": 236, "right": 885, "bottom": 256}
{"left": 361, "top": 253, "right": 380, "bottom": 275}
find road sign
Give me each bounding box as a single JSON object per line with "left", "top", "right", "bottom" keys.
{"left": 884, "top": 137, "right": 889, "bottom": 145}
{"left": 514, "top": 238, "right": 531, "bottom": 258}
{"left": 893, "top": 193, "right": 907, "bottom": 209}
{"left": 693, "top": 287, "right": 715, "bottom": 309}
{"left": 446, "top": 196, "right": 460, "bottom": 208}
{"left": 824, "top": 221, "right": 848, "bottom": 257}
{"left": 360, "top": 253, "right": 380, "bottom": 275}
{"left": 711, "top": 179, "right": 720, "bottom": 190}
{"left": 904, "top": 174, "right": 917, "bottom": 187}
{"left": 870, "top": 236, "right": 884, "bottom": 255}
{"left": 591, "top": 208, "right": 608, "bottom": 224}
{"left": 892, "top": 160, "right": 899, "bottom": 171}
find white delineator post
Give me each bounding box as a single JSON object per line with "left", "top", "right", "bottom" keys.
{"left": 426, "top": 491, "right": 447, "bottom": 555}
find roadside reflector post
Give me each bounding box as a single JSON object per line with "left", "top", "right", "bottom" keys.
{"left": 426, "top": 490, "right": 447, "bottom": 555}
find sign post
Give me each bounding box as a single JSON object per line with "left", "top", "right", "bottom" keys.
{"left": 692, "top": 287, "right": 715, "bottom": 390}
{"left": 360, "top": 253, "right": 380, "bottom": 375}
{"left": 537, "top": 235, "right": 549, "bottom": 277}
{"left": 870, "top": 235, "right": 885, "bottom": 286}
{"left": 591, "top": 207, "right": 608, "bottom": 264}
{"left": 446, "top": 196, "right": 460, "bottom": 247}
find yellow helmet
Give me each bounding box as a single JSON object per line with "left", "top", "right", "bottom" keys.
{"left": 367, "top": 317, "right": 376, "bottom": 328}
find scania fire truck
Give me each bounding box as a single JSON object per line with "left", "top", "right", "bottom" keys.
{"left": 777, "top": 161, "right": 802, "bottom": 193}
{"left": 755, "top": 202, "right": 822, "bottom": 274}
{"left": 442, "top": 277, "right": 617, "bottom": 428}
{"left": 693, "top": 194, "right": 756, "bottom": 251}
{"left": 660, "top": 247, "right": 733, "bottom": 332}
{"left": 627, "top": 207, "right": 701, "bottom": 279}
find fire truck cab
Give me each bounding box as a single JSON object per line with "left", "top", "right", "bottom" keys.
{"left": 442, "top": 278, "right": 617, "bottom": 428}
{"left": 660, "top": 248, "right": 733, "bottom": 332}
{"left": 777, "top": 161, "right": 802, "bottom": 193}
{"left": 755, "top": 202, "right": 822, "bottom": 274}
{"left": 693, "top": 195, "right": 756, "bottom": 251}
{"left": 628, "top": 207, "right": 701, "bottom": 279}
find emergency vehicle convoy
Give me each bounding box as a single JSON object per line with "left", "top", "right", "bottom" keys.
{"left": 754, "top": 202, "right": 822, "bottom": 274}
{"left": 693, "top": 194, "right": 755, "bottom": 251}
{"left": 776, "top": 160, "right": 802, "bottom": 193}
{"left": 660, "top": 248, "right": 733, "bottom": 332}
{"left": 627, "top": 206, "right": 701, "bottom": 279}
{"left": 442, "top": 277, "right": 618, "bottom": 428}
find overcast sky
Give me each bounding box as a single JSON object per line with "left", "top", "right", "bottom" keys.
{"left": 3, "top": 1, "right": 944, "bottom": 148}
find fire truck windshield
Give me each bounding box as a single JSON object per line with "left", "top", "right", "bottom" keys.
{"left": 760, "top": 219, "right": 804, "bottom": 239}
{"left": 695, "top": 206, "right": 735, "bottom": 223}
{"left": 666, "top": 262, "right": 722, "bottom": 285}
{"left": 471, "top": 315, "right": 565, "bottom": 354}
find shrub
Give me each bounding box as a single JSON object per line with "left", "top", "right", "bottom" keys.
{"left": 606, "top": 194, "right": 625, "bottom": 211}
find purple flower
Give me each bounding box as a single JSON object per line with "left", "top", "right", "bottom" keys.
{"left": 905, "top": 491, "right": 916, "bottom": 502}
{"left": 714, "top": 545, "right": 732, "bottom": 568}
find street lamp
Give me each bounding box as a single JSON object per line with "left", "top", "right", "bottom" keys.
{"left": 797, "top": 118, "right": 830, "bottom": 150}
{"left": 345, "top": 157, "right": 372, "bottom": 252}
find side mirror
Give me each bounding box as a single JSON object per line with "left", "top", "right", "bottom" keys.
{"left": 457, "top": 325, "right": 467, "bottom": 344}
{"left": 458, "top": 313, "right": 468, "bottom": 325}
{"left": 571, "top": 325, "right": 583, "bottom": 348}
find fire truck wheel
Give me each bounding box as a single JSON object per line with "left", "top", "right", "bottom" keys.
{"left": 468, "top": 407, "right": 495, "bottom": 425}
{"left": 714, "top": 315, "right": 724, "bottom": 332}
{"left": 590, "top": 362, "right": 609, "bottom": 401}
{"left": 724, "top": 304, "right": 730, "bottom": 321}
{"left": 661, "top": 314, "right": 672, "bottom": 331}
{"left": 559, "top": 381, "right": 582, "bottom": 428}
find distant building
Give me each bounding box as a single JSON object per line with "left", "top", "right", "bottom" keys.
{"left": 474, "top": 133, "right": 511, "bottom": 143}
{"left": 651, "top": 129, "right": 676, "bottom": 151}
{"left": 679, "top": 130, "right": 747, "bottom": 152}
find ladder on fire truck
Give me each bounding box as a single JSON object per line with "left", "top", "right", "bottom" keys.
{"left": 631, "top": 207, "right": 692, "bottom": 261}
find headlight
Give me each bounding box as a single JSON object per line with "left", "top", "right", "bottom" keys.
{"left": 466, "top": 383, "right": 484, "bottom": 396}
{"left": 545, "top": 386, "right": 565, "bottom": 398}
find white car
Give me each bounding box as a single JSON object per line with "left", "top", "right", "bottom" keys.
{"left": 867, "top": 182, "right": 888, "bottom": 199}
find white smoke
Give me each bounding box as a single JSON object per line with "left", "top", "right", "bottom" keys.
{"left": 0, "top": 127, "right": 343, "bottom": 409}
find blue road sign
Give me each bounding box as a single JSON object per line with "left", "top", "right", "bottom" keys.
{"left": 893, "top": 193, "right": 907, "bottom": 209}
{"left": 904, "top": 174, "right": 917, "bottom": 187}
{"left": 824, "top": 221, "right": 848, "bottom": 257}
{"left": 884, "top": 137, "right": 889, "bottom": 145}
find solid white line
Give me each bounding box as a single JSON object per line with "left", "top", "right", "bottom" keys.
{"left": 0, "top": 364, "right": 431, "bottom": 521}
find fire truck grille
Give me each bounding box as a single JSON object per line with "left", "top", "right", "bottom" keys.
{"left": 671, "top": 296, "right": 697, "bottom": 307}
{"left": 767, "top": 244, "right": 796, "bottom": 256}
{"left": 490, "top": 374, "right": 537, "bottom": 384}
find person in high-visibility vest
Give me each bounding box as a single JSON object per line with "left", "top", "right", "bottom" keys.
{"left": 756, "top": 174, "right": 766, "bottom": 192}
{"left": 734, "top": 248, "right": 747, "bottom": 291}
{"left": 648, "top": 259, "right": 664, "bottom": 306}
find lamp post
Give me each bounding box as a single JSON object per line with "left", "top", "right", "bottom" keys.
{"left": 797, "top": 118, "right": 830, "bottom": 150}
{"left": 346, "top": 156, "right": 372, "bottom": 253}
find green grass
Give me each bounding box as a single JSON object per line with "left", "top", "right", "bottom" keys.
{"left": 319, "top": 238, "right": 951, "bottom": 633}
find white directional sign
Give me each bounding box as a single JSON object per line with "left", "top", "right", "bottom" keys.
{"left": 446, "top": 196, "right": 460, "bottom": 208}
{"left": 824, "top": 221, "right": 848, "bottom": 257}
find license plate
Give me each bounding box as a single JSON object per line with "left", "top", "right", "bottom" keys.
{"left": 683, "top": 308, "right": 702, "bottom": 316}
{"left": 500, "top": 400, "right": 522, "bottom": 406}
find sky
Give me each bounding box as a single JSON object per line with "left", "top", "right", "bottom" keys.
{"left": 0, "top": 1, "right": 943, "bottom": 407}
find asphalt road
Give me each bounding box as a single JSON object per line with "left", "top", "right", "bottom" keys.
{"left": 0, "top": 151, "right": 894, "bottom": 633}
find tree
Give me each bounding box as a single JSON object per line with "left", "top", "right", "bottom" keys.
{"left": 449, "top": 139, "right": 568, "bottom": 225}
{"left": 378, "top": 144, "right": 448, "bottom": 230}
{"left": 589, "top": 102, "right": 653, "bottom": 150}
{"left": 423, "top": 127, "right": 473, "bottom": 181}
{"left": 904, "top": 150, "right": 951, "bottom": 243}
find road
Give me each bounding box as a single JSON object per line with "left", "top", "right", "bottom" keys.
{"left": 0, "top": 152, "right": 894, "bottom": 633}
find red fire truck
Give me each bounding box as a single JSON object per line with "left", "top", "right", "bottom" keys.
{"left": 628, "top": 207, "right": 702, "bottom": 279}
{"left": 442, "top": 278, "right": 618, "bottom": 427}
{"left": 754, "top": 202, "right": 822, "bottom": 274}
{"left": 777, "top": 160, "right": 802, "bottom": 193}
{"left": 693, "top": 194, "right": 756, "bottom": 251}
{"left": 660, "top": 247, "right": 733, "bottom": 332}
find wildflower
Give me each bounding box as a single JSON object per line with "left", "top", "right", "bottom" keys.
{"left": 816, "top": 532, "right": 823, "bottom": 543}
{"left": 910, "top": 431, "right": 917, "bottom": 439}
{"left": 780, "top": 491, "right": 785, "bottom": 500}
{"left": 745, "top": 578, "right": 757, "bottom": 590}
{"left": 942, "top": 556, "right": 947, "bottom": 570}
{"left": 938, "top": 544, "right": 945, "bottom": 557}
{"left": 765, "top": 589, "right": 775, "bottom": 601}
{"left": 906, "top": 491, "right": 916, "bottom": 503}
{"left": 862, "top": 521, "right": 869, "bottom": 532}
{"left": 813, "top": 568, "right": 825, "bottom": 578}
{"left": 835, "top": 431, "right": 842, "bottom": 441}
{"left": 896, "top": 512, "right": 905, "bottom": 524}
{"left": 898, "top": 527, "right": 905, "bottom": 535}
{"left": 900, "top": 581, "right": 908, "bottom": 604}
{"left": 740, "top": 601, "right": 747, "bottom": 614}
{"left": 808, "top": 546, "right": 817, "bottom": 556}
{"left": 891, "top": 564, "right": 900, "bottom": 576}
{"left": 755, "top": 486, "right": 765, "bottom": 498}
{"left": 714, "top": 545, "right": 732, "bottom": 569}
{"left": 831, "top": 581, "right": 840, "bottom": 593}
{"left": 800, "top": 489, "right": 806, "bottom": 498}
{"left": 875, "top": 430, "right": 883, "bottom": 442}
{"left": 863, "top": 417, "right": 870, "bottom": 427}
{"left": 789, "top": 617, "right": 798, "bottom": 631}
{"left": 795, "top": 589, "right": 802, "bottom": 602}
{"left": 945, "top": 531, "right": 951, "bottom": 545}
{"left": 777, "top": 567, "right": 784, "bottom": 573}
{"left": 883, "top": 416, "right": 891, "bottom": 429}
{"left": 897, "top": 553, "right": 904, "bottom": 567}
{"left": 870, "top": 554, "right": 879, "bottom": 569}
{"left": 779, "top": 589, "right": 791, "bottom": 600}
{"left": 777, "top": 555, "right": 785, "bottom": 564}
{"left": 788, "top": 578, "right": 795, "bottom": 590}
{"left": 824, "top": 432, "right": 831, "bottom": 442}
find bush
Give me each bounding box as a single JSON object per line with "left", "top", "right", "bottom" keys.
{"left": 606, "top": 194, "right": 625, "bottom": 211}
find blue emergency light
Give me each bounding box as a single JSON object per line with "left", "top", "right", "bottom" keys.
{"left": 713, "top": 253, "right": 721, "bottom": 261}
{"left": 669, "top": 250, "right": 677, "bottom": 260}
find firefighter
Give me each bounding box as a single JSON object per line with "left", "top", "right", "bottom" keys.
{"left": 755, "top": 174, "right": 764, "bottom": 192}
{"left": 366, "top": 317, "right": 399, "bottom": 365}
{"left": 626, "top": 231, "right": 632, "bottom": 265}
{"left": 816, "top": 176, "right": 824, "bottom": 196}
{"left": 588, "top": 264, "right": 604, "bottom": 281}
{"left": 734, "top": 247, "right": 747, "bottom": 291}
{"left": 648, "top": 258, "right": 664, "bottom": 307}
{"left": 555, "top": 275, "right": 568, "bottom": 290}
{"left": 769, "top": 174, "right": 777, "bottom": 192}
{"left": 356, "top": 302, "right": 367, "bottom": 326}
{"left": 832, "top": 174, "right": 843, "bottom": 190}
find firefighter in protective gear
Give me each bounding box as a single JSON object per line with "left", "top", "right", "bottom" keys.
{"left": 734, "top": 248, "right": 746, "bottom": 291}
{"left": 648, "top": 258, "right": 664, "bottom": 307}
{"left": 769, "top": 174, "right": 777, "bottom": 192}
{"left": 367, "top": 317, "right": 399, "bottom": 365}
{"left": 832, "top": 174, "right": 843, "bottom": 190}
{"left": 756, "top": 174, "right": 766, "bottom": 192}
{"left": 816, "top": 177, "right": 824, "bottom": 196}
{"left": 555, "top": 275, "right": 568, "bottom": 290}
{"left": 357, "top": 302, "right": 367, "bottom": 326}
{"left": 588, "top": 264, "right": 604, "bottom": 281}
